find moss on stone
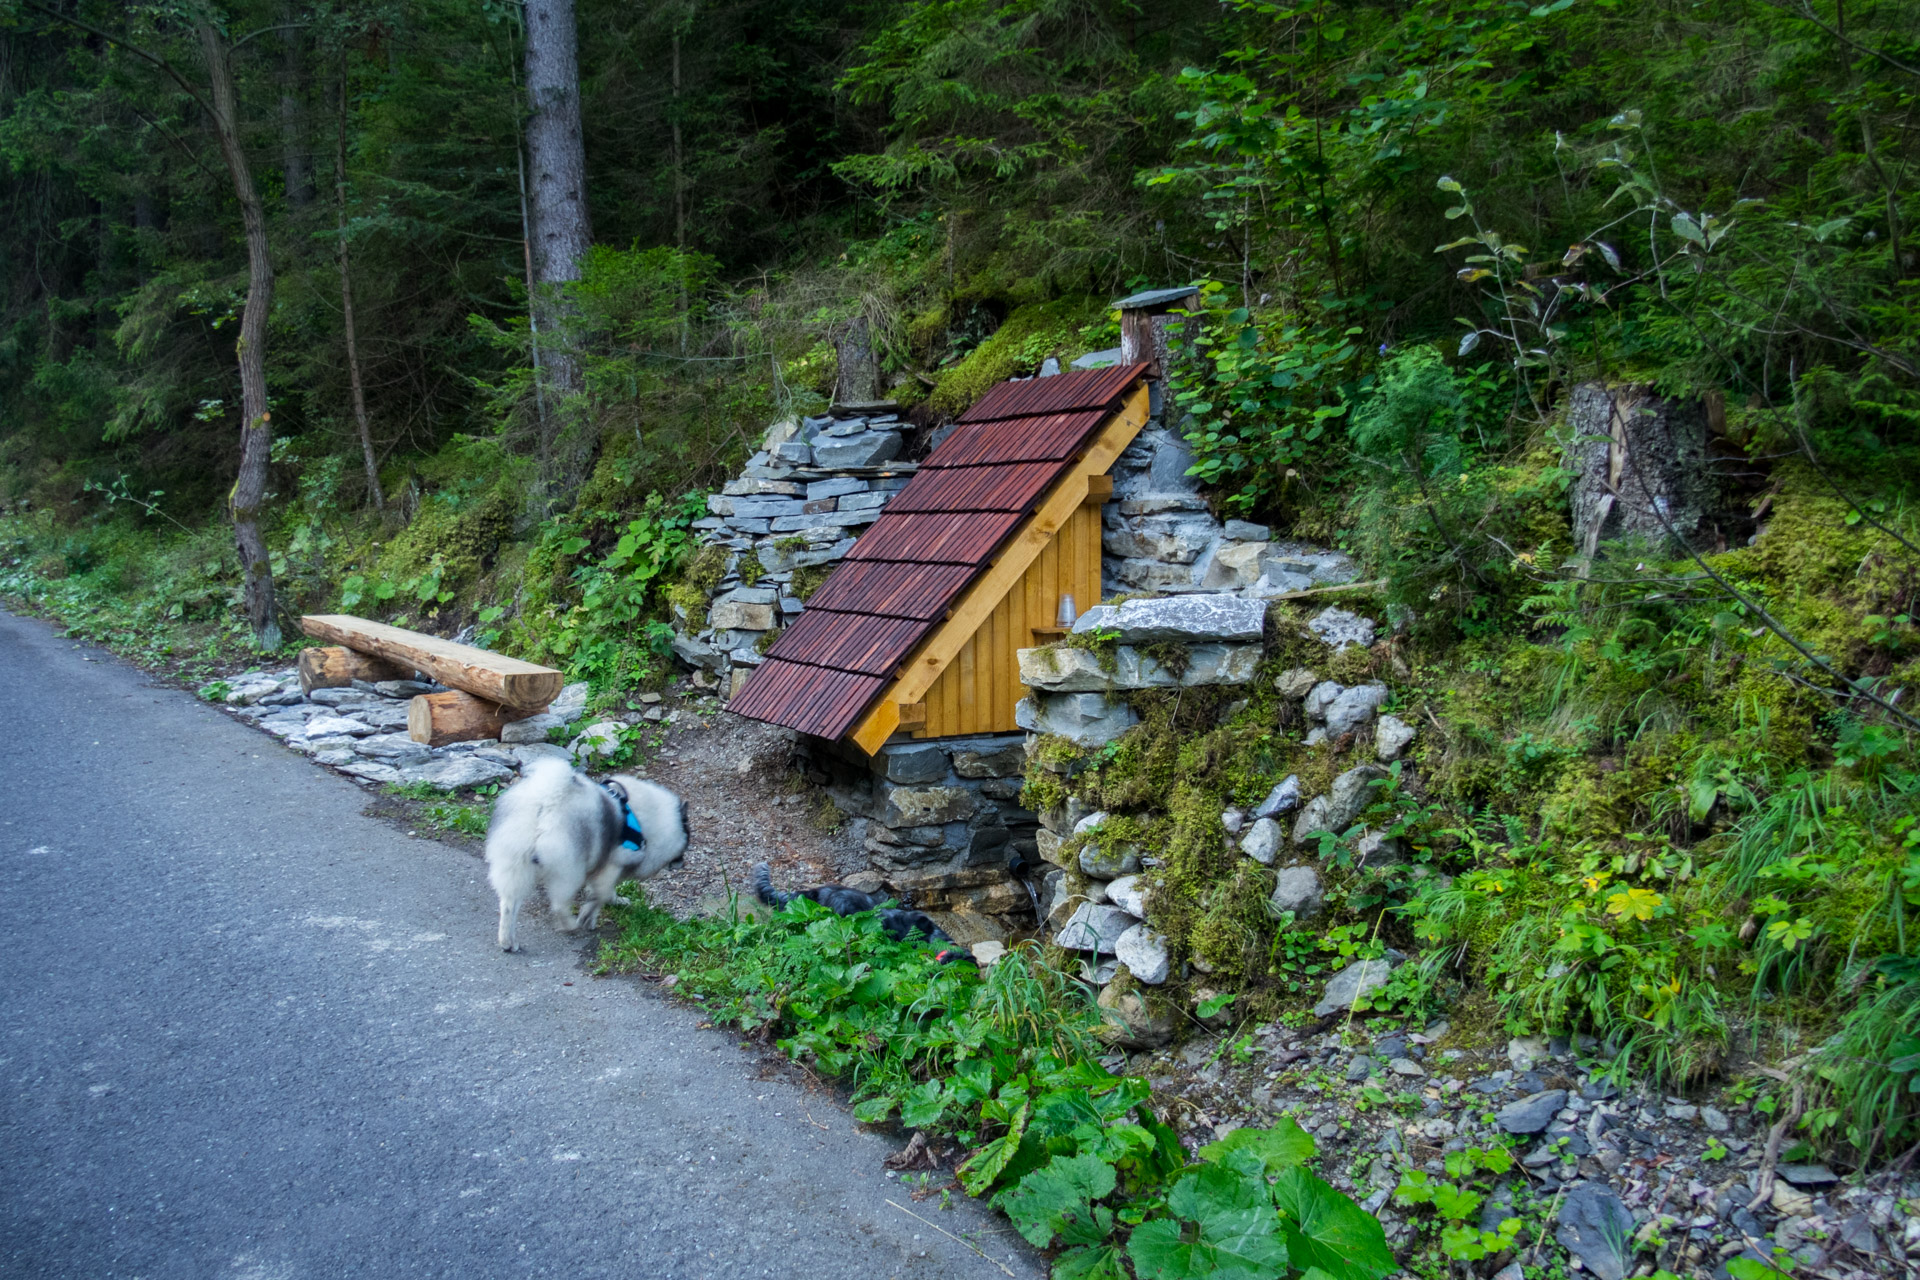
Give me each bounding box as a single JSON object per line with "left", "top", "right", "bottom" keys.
{"left": 928, "top": 297, "right": 1105, "bottom": 415}
{"left": 788, "top": 563, "right": 831, "bottom": 601}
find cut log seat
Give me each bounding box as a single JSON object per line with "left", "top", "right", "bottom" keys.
{"left": 299, "top": 614, "right": 563, "bottom": 708}
{"left": 298, "top": 645, "right": 411, "bottom": 695}
{"left": 408, "top": 690, "right": 525, "bottom": 747}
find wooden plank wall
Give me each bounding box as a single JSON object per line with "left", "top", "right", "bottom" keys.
{"left": 920, "top": 501, "right": 1103, "bottom": 737}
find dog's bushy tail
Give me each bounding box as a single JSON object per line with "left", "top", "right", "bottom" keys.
{"left": 751, "top": 862, "right": 795, "bottom": 909}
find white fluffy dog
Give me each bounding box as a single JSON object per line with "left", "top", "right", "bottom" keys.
{"left": 485, "top": 756, "right": 688, "bottom": 951}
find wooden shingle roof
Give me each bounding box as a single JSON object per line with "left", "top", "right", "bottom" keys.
{"left": 728, "top": 362, "right": 1149, "bottom": 740}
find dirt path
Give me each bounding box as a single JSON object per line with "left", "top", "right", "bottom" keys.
{"left": 607, "top": 691, "right": 869, "bottom": 917}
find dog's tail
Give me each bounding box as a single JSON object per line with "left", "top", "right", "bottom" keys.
{"left": 751, "top": 862, "right": 795, "bottom": 909}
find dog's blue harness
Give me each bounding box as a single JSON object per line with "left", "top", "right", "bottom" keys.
{"left": 601, "top": 781, "right": 645, "bottom": 851}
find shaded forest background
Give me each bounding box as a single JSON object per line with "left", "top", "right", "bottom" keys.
{"left": 4, "top": 0, "right": 1920, "bottom": 1171}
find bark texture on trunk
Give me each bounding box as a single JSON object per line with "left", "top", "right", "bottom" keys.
{"left": 200, "top": 21, "right": 281, "bottom": 649}
{"left": 523, "top": 0, "right": 593, "bottom": 508}
{"left": 1566, "top": 382, "right": 1714, "bottom": 561}
{"left": 278, "top": 12, "right": 312, "bottom": 207}
{"left": 835, "top": 315, "right": 883, "bottom": 405}
{"left": 334, "top": 67, "right": 382, "bottom": 513}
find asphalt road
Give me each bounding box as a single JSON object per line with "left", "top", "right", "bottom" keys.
{"left": 0, "top": 608, "right": 1041, "bottom": 1280}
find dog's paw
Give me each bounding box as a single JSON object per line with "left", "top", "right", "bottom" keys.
{"left": 606, "top": 894, "right": 632, "bottom": 907}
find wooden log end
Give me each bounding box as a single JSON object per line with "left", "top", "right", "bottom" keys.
{"left": 409, "top": 691, "right": 519, "bottom": 747}
{"left": 299, "top": 645, "right": 408, "bottom": 696}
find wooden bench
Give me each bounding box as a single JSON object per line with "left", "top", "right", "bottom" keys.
{"left": 299, "top": 614, "right": 565, "bottom": 747}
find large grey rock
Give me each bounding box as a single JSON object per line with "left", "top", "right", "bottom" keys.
{"left": 811, "top": 430, "right": 902, "bottom": 468}
{"left": 670, "top": 633, "right": 722, "bottom": 671}
{"left": 1017, "top": 643, "right": 1259, "bottom": 692}
{"left": 1101, "top": 516, "right": 1217, "bottom": 565}
{"left": 373, "top": 680, "right": 436, "bottom": 699}
{"left": 1260, "top": 544, "right": 1361, "bottom": 588}
{"left": 1308, "top": 607, "right": 1376, "bottom": 652}
{"left": 1323, "top": 765, "right": 1388, "bottom": 834}
{"left": 1114, "top": 924, "right": 1170, "bottom": 985}
{"left": 1324, "top": 683, "right": 1389, "bottom": 738}
{"left": 1014, "top": 693, "right": 1138, "bottom": 748}
{"left": 308, "top": 688, "right": 374, "bottom": 708}
{"left": 1200, "top": 542, "right": 1266, "bottom": 589}
{"left": 1375, "top": 714, "right": 1416, "bottom": 761}
{"left": 1352, "top": 829, "right": 1407, "bottom": 866}
{"left": 1222, "top": 520, "right": 1270, "bottom": 542}
{"left": 1268, "top": 865, "right": 1326, "bottom": 920}
{"left": 549, "top": 682, "right": 590, "bottom": 722}
{"left": 880, "top": 744, "right": 948, "bottom": 785}
{"left": 1291, "top": 796, "right": 1332, "bottom": 847}
{"left": 709, "top": 599, "right": 775, "bottom": 631}
{"left": 1108, "top": 558, "right": 1197, "bottom": 591}
{"left": 407, "top": 755, "right": 514, "bottom": 791}
{"left": 569, "top": 720, "right": 625, "bottom": 760}
{"left": 351, "top": 733, "right": 433, "bottom": 767}
{"left": 1555, "top": 1183, "right": 1634, "bottom": 1280}
{"left": 1106, "top": 874, "right": 1149, "bottom": 917}
{"left": 512, "top": 743, "right": 573, "bottom": 768}
{"left": 1071, "top": 595, "right": 1266, "bottom": 645}
{"left": 1252, "top": 776, "right": 1301, "bottom": 819}
{"left": 727, "top": 496, "right": 806, "bottom": 520}
{"left": 1273, "top": 668, "right": 1318, "bottom": 699}
{"left": 952, "top": 740, "right": 1025, "bottom": 778}
{"left": 1079, "top": 840, "right": 1142, "bottom": 879}
{"left": 878, "top": 785, "right": 974, "bottom": 827}
{"left": 1497, "top": 1090, "right": 1568, "bottom": 1134}
{"left": 1055, "top": 903, "right": 1141, "bottom": 954}
{"left": 501, "top": 712, "right": 564, "bottom": 744}
{"left": 338, "top": 760, "right": 402, "bottom": 785}
{"left": 1303, "top": 680, "right": 1345, "bottom": 720}
{"left": 305, "top": 713, "right": 376, "bottom": 738}
{"left": 1239, "top": 818, "right": 1283, "bottom": 865}
{"left": 1313, "top": 957, "right": 1399, "bottom": 1017}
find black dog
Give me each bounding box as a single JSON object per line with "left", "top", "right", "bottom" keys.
{"left": 751, "top": 863, "right": 970, "bottom": 961}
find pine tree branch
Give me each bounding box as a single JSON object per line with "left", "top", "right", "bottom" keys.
{"left": 20, "top": 2, "right": 216, "bottom": 121}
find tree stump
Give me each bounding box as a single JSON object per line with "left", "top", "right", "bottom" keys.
{"left": 1565, "top": 382, "right": 1715, "bottom": 560}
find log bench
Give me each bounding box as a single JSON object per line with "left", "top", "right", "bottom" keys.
{"left": 299, "top": 614, "right": 566, "bottom": 747}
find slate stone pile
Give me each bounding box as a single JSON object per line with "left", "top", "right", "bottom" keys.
{"left": 672, "top": 405, "right": 916, "bottom": 693}
{"left": 1027, "top": 603, "right": 1432, "bottom": 1046}
{"left": 221, "top": 669, "right": 595, "bottom": 790}
{"left": 784, "top": 734, "right": 1042, "bottom": 937}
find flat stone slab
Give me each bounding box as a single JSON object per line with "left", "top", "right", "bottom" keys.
{"left": 1018, "top": 643, "right": 1260, "bottom": 692}
{"left": 1072, "top": 595, "right": 1267, "bottom": 645}
{"left": 1496, "top": 1090, "right": 1568, "bottom": 1134}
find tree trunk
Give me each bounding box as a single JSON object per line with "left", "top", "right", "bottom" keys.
{"left": 199, "top": 20, "right": 281, "bottom": 650}
{"left": 1565, "top": 382, "right": 1715, "bottom": 562}
{"left": 334, "top": 65, "right": 382, "bottom": 514}
{"left": 835, "top": 315, "right": 882, "bottom": 405}
{"left": 523, "top": 0, "right": 593, "bottom": 509}
{"left": 278, "top": 12, "right": 312, "bottom": 207}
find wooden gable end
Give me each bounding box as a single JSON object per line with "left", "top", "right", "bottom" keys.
{"left": 847, "top": 381, "right": 1150, "bottom": 753}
